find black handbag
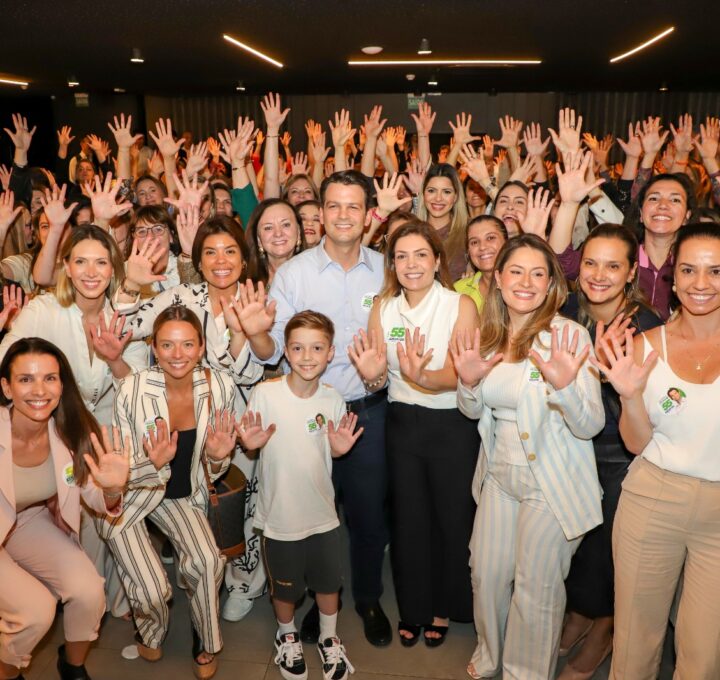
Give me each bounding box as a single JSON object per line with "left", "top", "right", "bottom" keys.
{"left": 201, "top": 368, "right": 247, "bottom": 558}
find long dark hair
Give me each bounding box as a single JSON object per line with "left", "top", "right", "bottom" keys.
{"left": 191, "top": 215, "right": 249, "bottom": 279}
{"left": 0, "top": 338, "right": 102, "bottom": 486}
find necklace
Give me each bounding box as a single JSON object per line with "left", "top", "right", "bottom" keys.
{"left": 677, "top": 329, "right": 720, "bottom": 371}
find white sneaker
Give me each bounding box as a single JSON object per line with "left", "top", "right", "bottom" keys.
{"left": 317, "top": 637, "right": 354, "bottom": 680}
{"left": 274, "top": 632, "right": 308, "bottom": 680}
{"left": 222, "top": 594, "right": 253, "bottom": 622}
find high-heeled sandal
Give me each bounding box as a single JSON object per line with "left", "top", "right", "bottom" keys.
{"left": 192, "top": 627, "right": 218, "bottom": 679}
{"left": 397, "top": 621, "right": 422, "bottom": 647}
{"left": 423, "top": 624, "right": 449, "bottom": 648}
{"left": 134, "top": 632, "right": 162, "bottom": 662}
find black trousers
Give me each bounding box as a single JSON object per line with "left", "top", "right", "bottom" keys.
{"left": 565, "top": 452, "right": 631, "bottom": 618}
{"left": 386, "top": 401, "right": 479, "bottom": 625}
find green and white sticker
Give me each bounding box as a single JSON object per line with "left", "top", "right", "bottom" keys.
{"left": 361, "top": 293, "right": 375, "bottom": 310}
{"left": 63, "top": 462, "right": 76, "bottom": 487}
{"left": 528, "top": 366, "right": 543, "bottom": 383}
{"left": 306, "top": 414, "right": 327, "bottom": 435}
{"left": 387, "top": 327, "right": 406, "bottom": 342}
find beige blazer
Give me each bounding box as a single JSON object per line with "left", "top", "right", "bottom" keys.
{"left": 0, "top": 407, "right": 117, "bottom": 545}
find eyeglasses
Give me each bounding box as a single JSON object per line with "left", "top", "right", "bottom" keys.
{"left": 134, "top": 224, "right": 168, "bottom": 238}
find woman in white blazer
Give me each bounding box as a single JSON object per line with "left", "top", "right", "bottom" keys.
{"left": 451, "top": 234, "right": 604, "bottom": 680}
{"left": 0, "top": 337, "right": 128, "bottom": 680}
{"left": 95, "top": 305, "right": 237, "bottom": 680}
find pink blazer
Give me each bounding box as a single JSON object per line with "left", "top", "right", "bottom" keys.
{"left": 0, "top": 407, "right": 119, "bottom": 544}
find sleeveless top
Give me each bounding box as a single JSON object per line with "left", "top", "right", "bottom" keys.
{"left": 13, "top": 456, "right": 57, "bottom": 512}
{"left": 641, "top": 326, "right": 720, "bottom": 481}
{"left": 380, "top": 281, "right": 461, "bottom": 409}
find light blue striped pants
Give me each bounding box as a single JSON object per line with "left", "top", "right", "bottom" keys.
{"left": 469, "top": 460, "right": 581, "bottom": 680}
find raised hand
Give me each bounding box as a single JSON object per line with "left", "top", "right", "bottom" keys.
{"left": 528, "top": 325, "right": 590, "bottom": 391}
{"left": 0, "top": 190, "right": 22, "bottom": 237}
{"left": 522, "top": 122, "right": 551, "bottom": 158}
{"left": 617, "top": 121, "right": 642, "bottom": 159}
{"left": 218, "top": 295, "right": 245, "bottom": 335}
{"left": 291, "top": 151, "right": 309, "bottom": 175}
{"left": 0, "top": 165, "right": 10, "bottom": 192}
{"left": 148, "top": 150, "right": 164, "bottom": 177}
{"left": 143, "top": 418, "right": 178, "bottom": 470}
{"left": 584, "top": 132, "right": 614, "bottom": 171}
{"left": 383, "top": 126, "right": 398, "bottom": 149}
{"left": 556, "top": 151, "right": 604, "bottom": 204}
{"left": 108, "top": 113, "right": 142, "bottom": 149}
{"left": 4, "top": 113, "right": 36, "bottom": 152}
{"left": 520, "top": 187, "right": 553, "bottom": 238}
{"left": 218, "top": 117, "right": 256, "bottom": 166}
{"left": 328, "top": 412, "right": 364, "bottom": 457}
{"left": 205, "top": 409, "right": 238, "bottom": 461}
{"left": 86, "top": 134, "right": 108, "bottom": 163}
{"left": 411, "top": 101, "right": 436, "bottom": 135}
{"left": 185, "top": 141, "right": 209, "bottom": 178}
{"left": 175, "top": 203, "right": 200, "bottom": 257}
{"left": 449, "top": 328, "right": 502, "bottom": 388}
{"left": 694, "top": 116, "right": 720, "bottom": 161}
{"left": 458, "top": 144, "right": 491, "bottom": 185}
{"left": 405, "top": 157, "right": 427, "bottom": 196}
{"left": 57, "top": 125, "right": 75, "bottom": 149}
{"left": 149, "top": 118, "right": 184, "bottom": 158}
{"left": 509, "top": 154, "right": 536, "bottom": 184}
{"left": 329, "top": 109, "right": 356, "bottom": 149}
{"left": 125, "top": 237, "right": 168, "bottom": 287}
{"left": 396, "top": 327, "right": 433, "bottom": 385}
{"left": 90, "top": 311, "right": 133, "bottom": 363}
{"left": 669, "top": 113, "right": 694, "bottom": 155}
{"left": 236, "top": 410, "right": 276, "bottom": 450}
{"left": 260, "top": 92, "right": 290, "bottom": 133}
{"left": 373, "top": 172, "right": 406, "bottom": 214}
{"left": 482, "top": 135, "right": 495, "bottom": 161}
{"left": 495, "top": 115, "right": 523, "bottom": 149}
{"left": 165, "top": 170, "right": 209, "bottom": 211}
{"left": 638, "top": 116, "right": 669, "bottom": 157}
{"left": 449, "top": 112, "right": 481, "bottom": 147}
{"left": 39, "top": 184, "right": 77, "bottom": 228}
{"left": 84, "top": 172, "right": 132, "bottom": 222}
{"left": 593, "top": 313, "right": 634, "bottom": 365}
{"left": 310, "top": 131, "right": 331, "bottom": 165}
{"left": 347, "top": 329, "right": 387, "bottom": 383}
{"left": 363, "top": 105, "right": 387, "bottom": 139}
{"left": 84, "top": 426, "right": 130, "bottom": 492}
{"left": 236, "top": 279, "right": 277, "bottom": 337}
{"left": 395, "top": 125, "right": 407, "bottom": 148}
{"left": 207, "top": 136, "right": 222, "bottom": 161}
{"left": 0, "top": 284, "right": 26, "bottom": 330}
{"left": 549, "top": 107, "right": 583, "bottom": 155}
{"left": 590, "top": 329, "right": 657, "bottom": 399}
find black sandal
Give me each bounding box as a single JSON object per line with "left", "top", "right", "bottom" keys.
{"left": 397, "top": 621, "right": 422, "bottom": 647}
{"left": 423, "top": 624, "right": 449, "bottom": 648}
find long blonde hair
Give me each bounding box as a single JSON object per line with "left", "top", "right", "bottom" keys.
{"left": 479, "top": 234, "right": 567, "bottom": 360}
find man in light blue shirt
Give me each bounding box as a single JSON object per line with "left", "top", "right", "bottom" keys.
{"left": 246, "top": 170, "right": 392, "bottom": 647}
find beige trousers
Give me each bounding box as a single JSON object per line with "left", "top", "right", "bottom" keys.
{"left": 611, "top": 458, "right": 720, "bottom": 680}
{"left": 0, "top": 507, "right": 105, "bottom": 669}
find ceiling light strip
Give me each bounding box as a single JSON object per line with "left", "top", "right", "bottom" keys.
{"left": 610, "top": 27, "right": 675, "bottom": 63}
{"left": 0, "top": 77, "right": 29, "bottom": 86}
{"left": 223, "top": 34, "right": 284, "bottom": 68}
{"left": 349, "top": 59, "right": 541, "bottom": 66}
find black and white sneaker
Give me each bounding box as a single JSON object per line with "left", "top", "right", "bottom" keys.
{"left": 317, "top": 637, "right": 355, "bottom": 680}
{"left": 274, "top": 632, "right": 308, "bottom": 680}
{"left": 160, "top": 539, "right": 174, "bottom": 565}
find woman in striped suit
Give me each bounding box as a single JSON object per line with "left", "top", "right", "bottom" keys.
{"left": 95, "top": 305, "right": 237, "bottom": 679}
{"left": 451, "top": 235, "right": 604, "bottom": 680}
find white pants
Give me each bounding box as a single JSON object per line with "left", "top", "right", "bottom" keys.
{"left": 469, "top": 461, "right": 581, "bottom": 680}
{"left": 223, "top": 454, "right": 266, "bottom": 600}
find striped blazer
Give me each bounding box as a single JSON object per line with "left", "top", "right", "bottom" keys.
{"left": 457, "top": 316, "right": 604, "bottom": 540}
{"left": 95, "top": 364, "right": 236, "bottom": 540}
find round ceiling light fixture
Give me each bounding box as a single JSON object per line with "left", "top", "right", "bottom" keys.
{"left": 361, "top": 46, "right": 383, "bottom": 55}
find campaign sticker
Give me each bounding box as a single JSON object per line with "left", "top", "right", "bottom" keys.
{"left": 361, "top": 293, "right": 376, "bottom": 310}
{"left": 63, "top": 462, "right": 76, "bottom": 487}
{"left": 306, "top": 414, "right": 327, "bottom": 435}
{"left": 387, "top": 327, "right": 406, "bottom": 343}
{"left": 528, "top": 366, "right": 544, "bottom": 383}
{"left": 144, "top": 418, "right": 158, "bottom": 435}
{"left": 658, "top": 387, "right": 686, "bottom": 415}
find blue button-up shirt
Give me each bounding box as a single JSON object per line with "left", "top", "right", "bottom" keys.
{"left": 262, "top": 238, "right": 384, "bottom": 401}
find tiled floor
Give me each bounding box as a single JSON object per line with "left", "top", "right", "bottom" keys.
{"left": 24, "top": 541, "right": 676, "bottom": 679}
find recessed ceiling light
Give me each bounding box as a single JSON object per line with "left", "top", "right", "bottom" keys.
{"left": 349, "top": 58, "right": 542, "bottom": 66}
{"left": 426, "top": 91, "right": 442, "bottom": 96}
{"left": 418, "top": 38, "right": 431, "bottom": 55}
{"left": 114, "top": 87, "right": 126, "bottom": 93}
{"left": 68, "top": 76, "right": 79, "bottom": 87}
{"left": 0, "top": 77, "right": 29, "bottom": 87}
{"left": 223, "top": 34, "right": 284, "bottom": 68}
{"left": 659, "top": 82, "right": 669, "bottom": 92}
{"left": 236, "top": 81, "right": 246, "bottom": 91}
{"left": 428, "top": 72, "right": 438, "bottom": 86}
{"left": 406, "top": 73, "right": 416, "bottom": 81}
{"left": 610, "top": 26, "right": 674, "bottom": 63}
{"left": 131, "top": 48, "right": 144, "bottom": 63}
{"left": 361, "top": 46, "right": 383, "bottom": 55}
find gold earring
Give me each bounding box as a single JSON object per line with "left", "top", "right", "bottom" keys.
{"left": 258, "top": 243, "right": 265, "bottom": 257}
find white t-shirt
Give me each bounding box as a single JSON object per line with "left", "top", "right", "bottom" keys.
{"left": 247, "top": 375, "right": 346, "bottom": 540}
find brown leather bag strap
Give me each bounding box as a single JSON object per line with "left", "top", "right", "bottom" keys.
{"left": 200, "top": 367, "right": 218, "bottom": 501}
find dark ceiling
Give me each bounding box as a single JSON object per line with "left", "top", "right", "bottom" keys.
{"left": 1, "top": 1, "right": 717, "bottom": 96}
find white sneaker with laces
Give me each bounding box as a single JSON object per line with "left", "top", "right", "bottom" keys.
{"left": 317, "top": 637, "right": 354, "bottom": 680}
{"left": 274, "top": 632, "right": 308, "bottom": 680}
{"left": 222, "top": 594, "right": 253, "bottom": 621}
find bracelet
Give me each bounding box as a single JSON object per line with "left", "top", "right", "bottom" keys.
{"left": 266, "top": 134, "right": 279, "bottom": 138}
{"left": 120, "top": 280, "right": 141, "bottom": 299}
{"left": 418, "top": 134, "right": 428, "bottom": 138}
{"left": 364, "top": 373, "right": 386, "bottom": 389}
{"left": 371, "top": 208, "right": 389, "bottom": 223}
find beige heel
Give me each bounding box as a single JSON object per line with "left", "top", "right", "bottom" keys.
{"left": 193, "top": 654, "right": 218, "bottom": 679}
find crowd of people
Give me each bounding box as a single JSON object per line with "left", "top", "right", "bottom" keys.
{"left": 0, "top": 93, "right": 719, "bottom": 680}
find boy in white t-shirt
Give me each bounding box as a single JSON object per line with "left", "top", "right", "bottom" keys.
{"left": 237, "top": 311, "right": 363, "bottom": 680}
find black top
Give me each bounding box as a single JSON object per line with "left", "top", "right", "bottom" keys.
{"left": 165, "top": 428, "right": 196, "bottom": 499}
{"left": 561, "top": 292, "right": 662, "bottom": 460}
